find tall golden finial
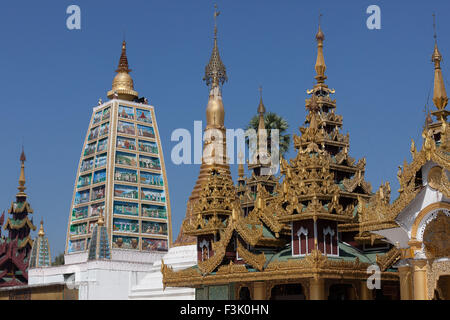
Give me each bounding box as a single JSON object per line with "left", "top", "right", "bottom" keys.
{"left": 38, "top": 219, "right": 45, "bottom": 237}
{"left": 315, "top": 13, "right": 327, "bottom": 84}
{"left": 431, "top": 14, "right": 448, "bottom": 110}
{"left": 107, "top": 40, "right": 139, "bottom": 101}
{"left": 17, "top": 146, "right": 27, "bottom": 197}
{"left": 203, "top": 3, "right": 228, "bottom": 89}
{"left": 257, "top": 86, "right": 266, "bottom": 131}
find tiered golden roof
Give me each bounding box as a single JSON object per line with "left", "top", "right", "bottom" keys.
{"left": 163, "top": 21, "right": 402, "bottom": 292}
{"left": 272, "top": 24, "right": 372, "bottom": 232}
{"left": 182, "top": 169, "right": 239, "bottom": 236}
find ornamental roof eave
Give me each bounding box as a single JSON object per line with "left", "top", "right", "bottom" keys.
{"left": 8, "top": 201, "right": 34, "bottom": 215}
{"left": 278, "top": 212, "right": 353, "bottom": 223}
{"left": 3, "top": 217, "right": 37, "bottom": 231}
{"left": 161, "top": 249, "right": 399, "bottom": 289}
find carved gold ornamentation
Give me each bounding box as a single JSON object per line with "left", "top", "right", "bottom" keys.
{"left": 359, "top": 130, "right": 450, "bottom": 234}
{"left": 427, "top": 259, "right": 450, "bottom": 300}
{"left": 236, "top": 239, "right": 266, "bottom": 271}
{"left": 376, "top": 247, "right": 401, "bottom": 272}
{"left": 428, "top": 166, "right": 442, "bottom": 190}
{"left": 423, "top": 211, "right": 450, "bottom": 259}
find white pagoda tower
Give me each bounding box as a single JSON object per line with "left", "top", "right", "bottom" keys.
{"left": 64, "top": 41, "right": 172, "bottom": 263}
{"left": 28, "top": 40, "right": 196, "bottom": 300}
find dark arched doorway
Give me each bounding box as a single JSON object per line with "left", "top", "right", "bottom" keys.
{"left": 328, "top": 284, "right": 356, "bottom": 300}
{"left": 270, "top": 283, "right": 305, "bottom": 300}
{"left": 238, "top": 286, "right": 251, "bottom": 300}
{"left": 434, "top": 275, "right": 450, "bottom": 300}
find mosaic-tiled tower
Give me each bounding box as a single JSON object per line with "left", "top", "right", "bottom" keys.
{"left": 65, "top": 41, "right": 172, "bottom": 256}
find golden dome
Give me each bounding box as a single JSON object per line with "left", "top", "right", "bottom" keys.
{"left": 107, "top": 41, "right": 139, "bottom": 101}
{"left": 38, "top": 220, "right": 45, "bottom": 237}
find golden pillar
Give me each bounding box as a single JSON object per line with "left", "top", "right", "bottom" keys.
{"left": 412, "top": 259, "right": 428, "bottom": 300}
{"left": 309, "top": 277, "right": 325, "bottom": 300}
{"left": 398, "top": 265, "right": 413, "bottom": 300}
{"left": 360, "top": 281, "right": 372, "bottom": 300}
{"left": 253, "top": 282, "right": 266, "bottom": 300}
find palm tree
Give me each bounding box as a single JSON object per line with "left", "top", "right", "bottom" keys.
{"left": 245, "top": 112, "right": 291, "bottom": 156}
{"left": 52, "top": 252, "right": 65, "bottom": 266}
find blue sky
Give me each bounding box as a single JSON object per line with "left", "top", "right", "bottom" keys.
{"left": 0, "top": 0, "right": 448, "bottom": 256}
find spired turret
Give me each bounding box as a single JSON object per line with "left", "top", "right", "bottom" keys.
{"left": 238, "top": 88, "right": 278, "bottom": 213}
{"left": 275, "top": 22, "right": 374, "bottom": 254}
{"left": 29, "top": 220, "right": 51, "bottom": 268}
{"left": 87, "top": 212, "right": 111, "bottom": 260}
{"left": 174, "top": 5, "right": 231, "bottom": 246}
{"left": 0, "top": 149, "right": 37, "bottom": 287}
{"left": 427, "top": 20, "right": 449, "bottom": 146}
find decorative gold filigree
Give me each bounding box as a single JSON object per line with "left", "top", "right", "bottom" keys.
{"left": 236, "top": 239, "right": 266, "bottom": 271}
{"left": 376, "top": 247, "right": 401, "bottom": 271}
{"left": 360, "top": 128, "right": 450, "bottom": 234}
{"left": 423, "top": 211, "right": 450, "bottom": 259}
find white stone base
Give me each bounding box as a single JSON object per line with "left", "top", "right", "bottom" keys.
{"left": 129, "top": 244, "right": 197, "bottom": 300}
{"left": 28, "top": 245, "right": 197, "bottom": 300}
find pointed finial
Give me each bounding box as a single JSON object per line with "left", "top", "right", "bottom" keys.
{"left": 204, "top": 3, "right": 227, "bottom": 88}
{"left": 258, "top": 86, "right": 266, "bottom": 115}
{"left": 117, "top": 41, "right": 131, "bottom": 73}
{"left": 431, "top": 14, "right": 448, "bottom": 110}
{"left": 38, "top": 219, "right": 45, "bottom": 237}
{"left": 433, "top": 13, "right": 437, "bottom": 44}
{"left": 107, "top": 40, "right": 139, "bottom": 101}
{"left": 214, "top": 3, "right": 220, "bottom": 39}
{"left": 17, "top": 146, "right": 26, "bottom": 195}
{"left": 314, "top": 14, "right": 327, "bottom": 84}
{"left": 257, "top": 86, "right": 266, "bottom": 132}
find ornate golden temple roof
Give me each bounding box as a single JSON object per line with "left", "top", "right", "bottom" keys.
{"left": 107, "top": 41, "right": 139, "bottom": 101}
{"left": 163, "top": 20, "right": 403, "bottom": 289}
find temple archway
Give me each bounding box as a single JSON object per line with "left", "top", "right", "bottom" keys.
{"left": 433, "top": 275, "right": 450, "bottom": 300}
{"left": 270, "top": 283, "right": 305, "bottom": 300}
{"left": 327, "top": 284, "right": 356, "bottom": 300}
{"left": 238, "top": 286, "right": 251, "bottom": 300}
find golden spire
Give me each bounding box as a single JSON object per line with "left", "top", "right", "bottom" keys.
{"left": 38, "top": 219, "right": 45, "bottom": 237}
{"left": 107, "top": 40, "right": 139, "bottom": 101}
{"left": 203, "top": 4, "right": 228, "bottom": 89}
{"left": 314, "top": 14, "right": 327, "bottom": 84}
{"left": 431, "top": 14, "right": 448, "bottom": 110}
{"left": 258, "top": 86, "right": 266, "bottom": 131}
{"left": 17, "top": 147, "right": 27, "bottom": 197}
{"left": 205, "top": 4, "right": 227, "bottom": 130}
